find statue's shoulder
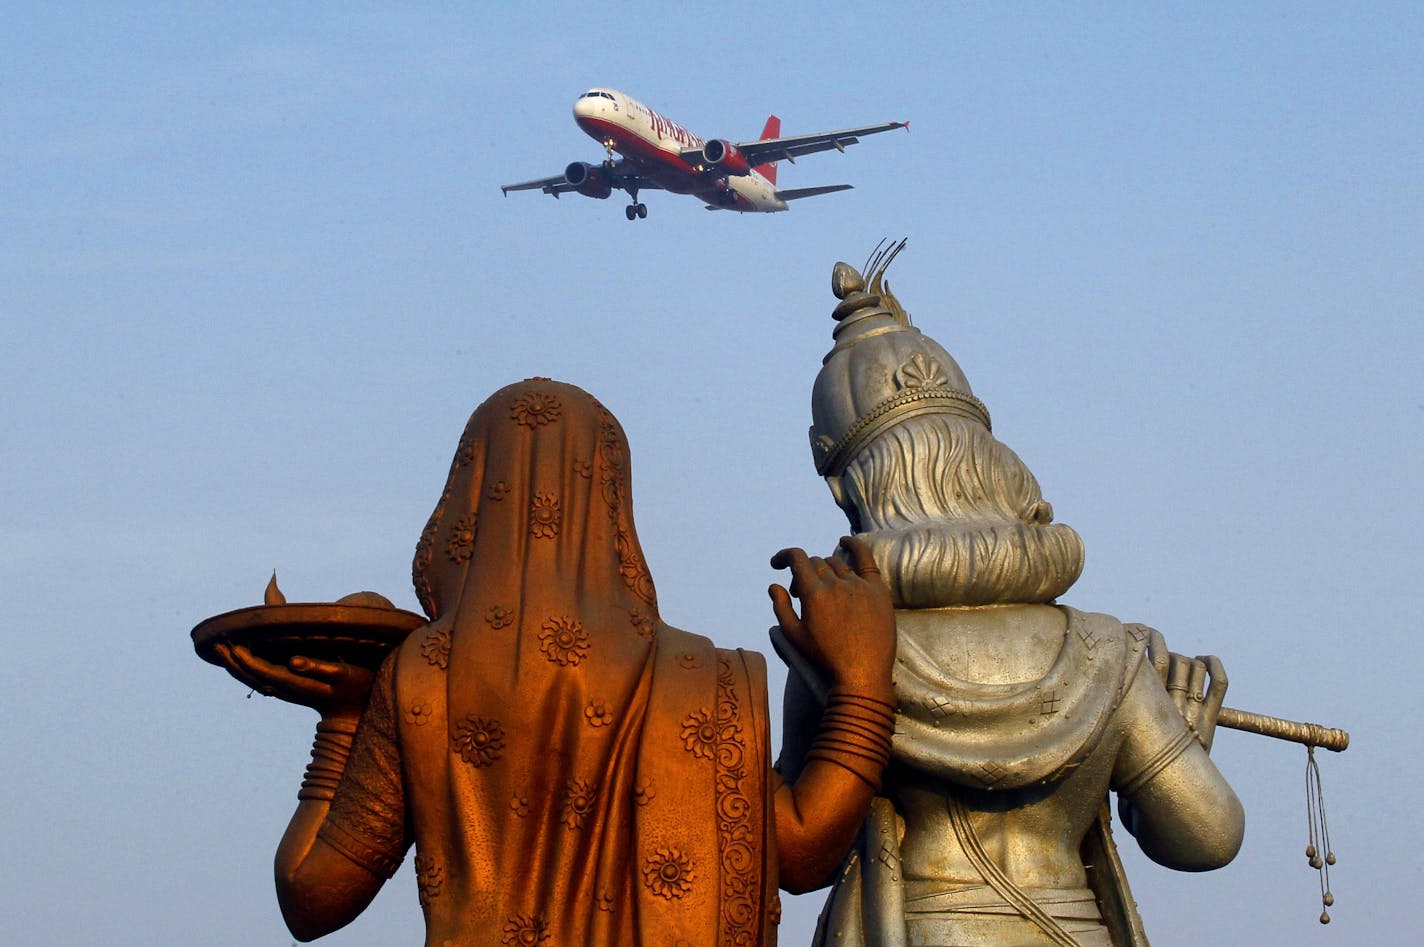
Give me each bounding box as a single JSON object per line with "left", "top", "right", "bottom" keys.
{"left": 1058, "top": 602, "right": 1117, "bottom": 624}
{"left": 392, "top": 618, "right": 460, "bottom": 702}
{"left": 653, "top": 624, "right": 766, "bottom": 684}
{"left": 1058, "top": 605, "right": 1153, "bottom": 700}
{"left": 654, "top": 622, "right": 715, "bottom": 656}
{"left": 1059, "top": 604, "right": 1150, "bottom": 644}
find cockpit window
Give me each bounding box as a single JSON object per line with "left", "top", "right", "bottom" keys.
{"left": 581, "top": 91, "right": 617, "bottom": 100}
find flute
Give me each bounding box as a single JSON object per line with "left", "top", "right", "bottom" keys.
{"left": 1217, "top": 706, "right": 1349, "bottom": 752}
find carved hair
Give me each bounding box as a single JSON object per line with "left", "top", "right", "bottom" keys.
{"left": 839, "top": 415, "right": 1085, "bottom": 606}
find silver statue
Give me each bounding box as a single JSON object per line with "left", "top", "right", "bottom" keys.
{"left": 776, "top": 244, "right": 1243, "bottom": 946}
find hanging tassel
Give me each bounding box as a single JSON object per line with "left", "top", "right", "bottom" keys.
{"left": 1304, "top": 745, "right": 1337, "bottom": 923}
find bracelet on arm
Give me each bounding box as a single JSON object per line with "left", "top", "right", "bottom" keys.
{"left": 298, "top": 717, "right": 360, "bottom": 802}
{"left": 805, "top": 687, "right": 897, "bottom": 792}
{"left": 1117, "top": 726, "right": 1195, "bottom": 798}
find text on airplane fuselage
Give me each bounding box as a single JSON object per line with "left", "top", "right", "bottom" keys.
{"left": 646, "top": 108, "right": 705, "bottom": 150}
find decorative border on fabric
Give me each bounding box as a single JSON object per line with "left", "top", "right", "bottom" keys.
{"left": 596, "top": 409, "right": 657, "bottom": 608}
{"left": 715, "top": 654, "right": 759, "bottom": 946}
{"left": 412, "top": 485, "right": 451, "bottom": 619}
{"left": 414, "top": 853, "right": 443, "bottom": 910}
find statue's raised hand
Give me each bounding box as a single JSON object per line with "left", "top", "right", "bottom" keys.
{"left": 214, "top": 642, "right": 376, "bottom": 721}
{"left": 769, "top": 536, "right": 896, "bottom": 700}
{"left": 1146, "top": 629, "right": 1228, "bottom": 753}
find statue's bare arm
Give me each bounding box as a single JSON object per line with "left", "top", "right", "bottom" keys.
{"left": 272, "top": 778, "right": 385, "bottom": 940}
{"left": 1111, "top": 648, "right": 1244, "bottom": 871}
{"left": 767, "top": 538, "right": 897, "bottom": 892}
{"left": 215, "top": 644, "right": 396, "bottom": 941}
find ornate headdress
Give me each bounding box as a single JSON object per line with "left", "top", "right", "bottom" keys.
{"left": 810, "top": 240, "right": 991, "bottom": 477}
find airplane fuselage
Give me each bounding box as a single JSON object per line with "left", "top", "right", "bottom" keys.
{"left": 502, "top": 88, "right": 904, "bottom": 218}
{"left": 572, "top": 89, "right": 785, "bottom": 213}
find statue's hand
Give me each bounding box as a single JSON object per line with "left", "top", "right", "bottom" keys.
{"left": 214, "top": 642, "right": 376, "bottom": 721}
{"left": 769, "top": 536, "right": 895, "bottom": 699}
{"left": 1147, "top": 629, "right": 1228, "bottom": 753}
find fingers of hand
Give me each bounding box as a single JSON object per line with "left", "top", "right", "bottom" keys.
{"left": 1165, "top": 653, "right": 1194, "bottom": 721}
{"left": 214, "top": 643, "right": 264, "bottom": 692}
{"left": 768, "top": 584, "right": 804, "bottom": 640}
{"left": 224, "top": 642, "right": 320, "bottom": 698}
{"left": 826, "top": 555, "right": 855, "bottom": 580}
{"left": 1165, "top": 652, "right": 1190, "bottom": 692}
{"left": 1186, "top": 656, "right": 1208, "bottom": 731}
{"left": 773, "top": 547, "right": 826, "bottom": 599}
{"left": 225, "top": 643, "right": 280, "bottom": 689}
{"left": 1201, "top": 654, "right": 1228, "bottom": 694}
{"left": 1186, "top": 657, "right": 1207, "bottom": 701}
{"left": 770, "top": 547, "right": 811, "bottom": 571}
{"left": 840, "top": 535, "right": 881, "bottom": 576}
{"left": 1198, "top": 654, "right": 1228, "bottom": 751}
{"left": 289, "top": 655, "right": 346, "bottom": 681}
{"left": 1148, "top": 629, "right": 1170, "bottom": 683}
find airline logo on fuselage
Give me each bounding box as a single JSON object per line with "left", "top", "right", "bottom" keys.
{"left": 645, "top": 107, "right": 705, "bottom": 151}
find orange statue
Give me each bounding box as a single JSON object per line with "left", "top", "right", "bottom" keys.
{"left": 204, "top": 379, "right": 896, "bottom": 945}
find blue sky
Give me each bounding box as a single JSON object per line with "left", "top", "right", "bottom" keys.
{"left": 3, "top": 4, "right": 1420, "bottom": 944}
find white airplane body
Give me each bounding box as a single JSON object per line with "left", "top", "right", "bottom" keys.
{"left": 502, "top": 88, "right": 906, "bottom": 219}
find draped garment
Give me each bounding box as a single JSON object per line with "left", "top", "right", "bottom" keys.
{"left": 320, "top": 380, "right": 777, "bottom": 946}
{"left": 800, "top": 609, "right": 1152, "bottom": 947}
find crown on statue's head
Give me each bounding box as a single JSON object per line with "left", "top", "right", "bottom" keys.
{"left": 810, "top": 240, "right": 991, "bottom": 477}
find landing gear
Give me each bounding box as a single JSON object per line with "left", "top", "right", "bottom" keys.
{"left": 624, "top": 182, "right": 648, "bottom": 221}
{"left": 603, "top": 139, "right": 616, "bottom": 168}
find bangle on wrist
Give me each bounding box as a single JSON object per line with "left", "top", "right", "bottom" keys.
{"left": 299, "top": 722, "right": 357, "bottom": 801}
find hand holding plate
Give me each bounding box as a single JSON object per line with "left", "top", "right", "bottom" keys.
{"left": 214, "top": 642, "right": 375, "bottom": 719}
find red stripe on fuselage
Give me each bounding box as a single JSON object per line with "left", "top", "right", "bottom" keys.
{"left": 575, "top": 114, "right": 766, "bottom": 209}
{"left": 576, "top": 115, "right": 700, "bottom": 189}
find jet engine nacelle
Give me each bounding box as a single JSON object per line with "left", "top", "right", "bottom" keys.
{"left": 701, "top": 139, "right": 753, "bottom": 176}
{"left": 564, "top": 162, "right": 613, "bottom": 199}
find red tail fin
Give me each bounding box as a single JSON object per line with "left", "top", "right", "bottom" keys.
{"left": 753, "top": 114, "right": 780, "bottom": 184}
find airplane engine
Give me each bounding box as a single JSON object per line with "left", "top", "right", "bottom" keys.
{"left": 701, "top": 140, "right": 753, "bottom": 176}
{"left": 564, "top": 161, "right": 613, "bottom": 199}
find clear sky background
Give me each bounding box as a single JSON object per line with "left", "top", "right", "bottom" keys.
{"left": 3, "top": 4, "right": 1420, "bottom": 944}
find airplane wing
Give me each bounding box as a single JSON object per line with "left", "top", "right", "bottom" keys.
{"left": 687, "top": 121, "right": 907, "bottom": 166}
{"left": 501, "top": 161, "right": 666, "bottom": 198}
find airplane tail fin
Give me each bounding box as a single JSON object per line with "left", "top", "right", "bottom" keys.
{"left": 753, "top": 115, "right": 781, "bottom": 184}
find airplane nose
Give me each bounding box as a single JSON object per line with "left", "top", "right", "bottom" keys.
{"left": 572, "top": 96, "right": 597, "bottom": 120}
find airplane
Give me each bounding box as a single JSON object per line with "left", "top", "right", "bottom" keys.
{"left": 501, "top": 88, "right": 907, "bottom": 220}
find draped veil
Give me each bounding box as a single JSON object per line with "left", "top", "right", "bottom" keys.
{"left": 391, "top": 380, "right": 774, "bottom": 946}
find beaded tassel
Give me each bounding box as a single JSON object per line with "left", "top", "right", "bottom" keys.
{"left": 1304, "top": 745, "right": 1336, "bottom": 923}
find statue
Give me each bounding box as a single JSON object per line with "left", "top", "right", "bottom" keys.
{"left": 195, "top": 379, "right": 898, "bottom": 945}
{"left": 775, "top": 246, "right": 1246, "bottom": 946}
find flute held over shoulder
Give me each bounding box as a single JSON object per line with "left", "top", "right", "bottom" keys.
{"left": 1217, "top": 706, "right": 1349, "bottom": 752}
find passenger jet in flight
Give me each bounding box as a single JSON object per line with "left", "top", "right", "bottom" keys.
{"left": 501, "top": 88, "right": 907, "bottom": 219}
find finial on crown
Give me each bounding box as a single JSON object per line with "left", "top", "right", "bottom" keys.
{"left": 828, "top": 239, "right": 914, "bottom": 333}
{"left": 811, "top": 240, "right": 991, "bottom": 476}
{"left": 831, "top": 261, "right": 865, "bottom": 300}
{"left": 830, "top": 261, "right": 885, "bottom": 327}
